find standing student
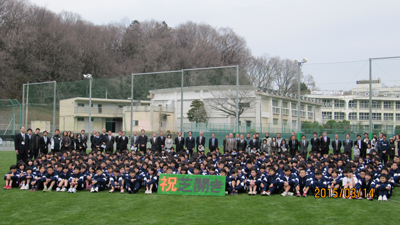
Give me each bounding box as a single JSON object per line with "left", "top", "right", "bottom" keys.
{"left": 379, "top": 134, "right": 390, "bottom": 165}
{"left": 185, "top": 131, "right": 195, "bottom": 158}
{"left": 15, "top": 127, "right": 30, "bottom": 163}
{"left": 31, "top": 128, "right": 41, "bottom": 159}
{"left": 175, "top": 132, "right": 185, "bottom": 154}
{"left": 343, "top": 134, "right": 353, "bottom": 160}
{"left": 40, "top": 131, "right": 50, "bottom": 155}
{"left": 138, "top": 129, "right": 148, "bottom": 154}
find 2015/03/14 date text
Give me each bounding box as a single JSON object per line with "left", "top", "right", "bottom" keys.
{"left": 314, "top": 188, "right": 374, "bottom": 198}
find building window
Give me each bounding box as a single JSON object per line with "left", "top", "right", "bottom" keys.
{"left": 282, "top": 108, "right": 289, "bottom": 115}
{"left": 300, "top": 105, "right": 305, "bottom": 110}
{"left": 77, "top": 117, "right": 84, "bottom": 121}
{"left": 273, "top": 107, "right": 280, "bottom": 114}
{"left": 300, "top": 111, "right": 306, "bottom": 117}
{"left": 291, "top": 103, "right": 296, "bottom": 109}
{"left": 322, "top": 112, "right": 332, "bottom": 120}
{"left": 292, "top": 120, "right": 297, "bottom": 127}
{"left": 371, "top": 113, "right": 381, "bottom": 121}
{"left": 308, "top": 106, "right": 312, "bottom": 111}
{"left": 282, "top": 102, "right": 288, "bottom": 108}
{"left": 396, "top": 113, "right": 400, "bottom": 121}
{"left": 132, "top": 120, "right": 138, "bottom": 126}
{"left": 283, "top": 120, "right": 288, "bottom": 126}
{"left": 308, "top": 112, "right": 314, "bottom": 119}
{"left": 371, "top": 101, "right": 381, "bottom": 109}
{"left": 384, "top": 101, "right": 393, "bottom": 109}
{"left": 359, "top": 101, "right": 369, "bottom": 108}
{"left": 118, "top": 105, "right": 124, "bottom": 108}
{"left": 334, "top": 100, "right": 345, "bottom": 108}
{"left": 98, "top": 104, "right": 102, "bottom": 113}
{"left": 348, "top": 100, "right": 357, "bottom": 108}
{"left": 322, "top": 99, "right": 332, "bottom": 107}
{"left": 273, "top": 119, "right": 279, "bottom": 125}
{"left": 291, "top": 110, "right": 298, "bottom": 116}
{"left": 359, "top": 113, "right": 369, "bottom": 120}
{"left": 334, "top": 112, "right": 345, "bottom": 120}
{"left": 384, "top": 113, "right": 393, "bottom": 121}
{"left": 91, "top": 118, "right": 94, "bottom": 122}
{"left": 239, "top": 102, "right": 250, "bottom": 108}
{"left": 348, "top": 112, "right": 357, "bottom": 120}
{"left": 396, "top": 102, "right": 400, "bottom": 109}
{"left": 77, "top": 103, "right": 84, "bottom": 107}
{"left": 246, "top": 121, "right": 251, "bottom": 127}
{"left": 272, "top": 100, "right": 279, "bottom": 107}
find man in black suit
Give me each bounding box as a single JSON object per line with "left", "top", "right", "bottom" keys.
{"left": 185, "top": 131, "right": 195, "bottom": 158}
{"left": 99, "top": 128, "right": 108, "bottom": 152}
{"left": 321, "top": 132, "right": 330, "bottom": 155}
{"left": 116, "top": 130, "right": 122, "bottom": 151}
{"left": 138, "top": 129, "right": 148, "bottom": 154}
{"left": 331, "top": 134, "right": 342, "bottom": 155}
{"left": 150, "top": 133, "right": 158, "bottom": 153}
{"left": 81, "top": 129, "right": 88, "bottom": 152}
{"left": 343, "top": 134, "right": 353, "bottom": 159}
{"left": 249, "top": 134, "right": 259, "bottom": 152}
{"left": 196, "top": 131, "right": 206, "bottom": 153}
{"left": 288, "top": 135, "right": 299, "bottom": 157}
{"left": 208, "top": 133, "right": 218, "bottom": 152}
{"left": 31, "top": 128, "right": 41, "bottom": 159}
{"left": 40, "top": 130, "right": 51, "bottom": 155}
{"left": 310, "top": 132, "right": 320, "bottom": 154}
{"left": 175, "top": 132, "right": 185, "bottom": 153}
{"left": 14, "top": 127, "right": 30, "bottom": 163}
{"left": 222, "top": 134, "right": 228, "bottom": 153}
{"left": 119, "top": 131, "right": 129, "bottom": 151}
{"left": 237, "top": 134, "right": 247, "bottom": 152}
{"left": 130, "top": 131, "right": 138, "bottom": 151}
{"left": 157, "top": 131, "right": 165, "bottom": 153}
{"left": 354, "top": 134, "right": 366, "bottom": 158}
{"left": 105, "top": 131, "right": 114, "bottom": 154}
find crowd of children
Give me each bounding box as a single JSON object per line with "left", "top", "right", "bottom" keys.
{"left": 5, "top": 132, "right": 399, "bottom": 202}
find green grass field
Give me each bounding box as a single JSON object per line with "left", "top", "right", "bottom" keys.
{"left": 0, "top": 151, "right": 399, "bottom": 225}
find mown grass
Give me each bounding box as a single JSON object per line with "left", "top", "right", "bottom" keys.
{"left": 0, "top": 151, "right": 399, "bottom": 225}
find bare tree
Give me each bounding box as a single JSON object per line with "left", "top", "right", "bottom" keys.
{"left": 208, "top": 89, "right": 255, "bottom": 120}
{"left": 303, "top": 74, "right": 317, "bottom": 91}
{"left": 274, "top": 58, "right": 299, "bottom": 94}
{"left": 246, "top": 55, "right": 278, "bottom": 89}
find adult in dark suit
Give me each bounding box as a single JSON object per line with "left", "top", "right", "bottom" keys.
{"left": 130, "top": 131, "right": 138, "bottom": 151}
{"left": 320, "top": 132, "right": 330, "bottom": 155}
{"left": 119, "top": 132, "right": 129, "bottom": 151}
{"left": 249, "top": 134, "right": 259, "bottom": 152}
{"left": 90, "top": 130, "right": 96, "bottom": 150}
{"left": 185, "top": 131, "right": 196, "bottom": 158}
{"left": 310, "top": 132, "right": 320, "bottom": 153}
{"left": 99, "top": 128, "right": 108, "bottom": 152}
{"left": 208, "top": 133, "right": 218, "bottom": 152}
{"left": 150, "top": 133, "right": 158, "bottom": 153}
{"left": 156, "top": 131, "right": 165, "bottom": 153}
{"left": 237, "top": 135, "right": 247, "bottom": 152}
{"left": 105, "top": 131, "right": 114, "bottom": 154}
{"left": 331, "top": 134, "right": 342, "bottom": 155}
{"left": 343, "top": 134, "right": 353, "bottom": 159}
{"left": 116, "top": 130, "right": 122, "bottom": 151}
{"left": 40, "top": 131, "right": 51, "bottom": 155}
{"left": 196, "top": 132, "right": 206, "bottom": 152}
{"left": 14, "top": 127, "right": 30, "bottom": 163}
{"left": 222, "top": 134, "right": 228, "bottom": 153}
{"left": 80, "top": 130, "right": 88, "bottom": 152}
{"left": 75, "top": 134, "right": 84, "bottom": 152}
{"left": 354, "top": 134, "right": 366, "bottom": 159}
{"left": 175, "top": 132, "right": 185, "bottom": 153}
{"left": 31, "top": 128, "right": 41, "bottom": 159}
{"left": 299, "top": 135, "right": 309, "bottom": 159}
{"left": 288, "top": 135, "right": 299, "bottom": 157}
{"left": 138, "top": 129, "right": 148, "bottom": 154}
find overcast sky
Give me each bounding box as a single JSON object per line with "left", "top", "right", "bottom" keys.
{"left": 29, "top": 0, "right": 400, "bottom": 91}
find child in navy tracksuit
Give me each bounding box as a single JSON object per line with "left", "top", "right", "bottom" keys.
{"left": 68, "top": 166, "right": 84, "bottom": 193}
{"left": 295, "top": 169, "right": 309, "bottom": 197}
{"left": 375, "top": 174, "right": 391, "bottom": 201}
{"left": 246, "top": 168, "right": 261, "bottom": 195}
{"left": 42, "top": 166, "right": 58, "bottom": 192}
{"left": 144, "top": 167, "right": 158, "bottom": 194}
{"left": 261, "top": 167, "right": 280, "bottom": 196}
{"left": 280, "top": 166, "right": 297, "bottom": 196}
{"left": 30, "top": 166, "right": 46, "bottom": 191}
{"left": 4, "top": 165, "right": 19, "bottom": 189}
{"left": 308, "top": 170, "right": 327, "bottom": 194}
{"left": 109, "top": 168, "right": 123, "bottom": 193}
{"left": 56, "top": 165, "right": 70, "bottom": 192}
{"left": 20, "top": 167, "right": 34, "bottom": 190}
{"left": 229, "top": 169, "right": 245, "bottom": 195}
{"left": 125, "top": 169, "right": 141, "bottom": 194}
{"left": 91, "top": 168, "right": 107, "bottom": 193}
{"left": 356, "top": 172, "right": 374, "bottom": 200}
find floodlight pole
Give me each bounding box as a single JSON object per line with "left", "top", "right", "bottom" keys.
{"left": 181, "top": 69, "right": 184, "bottom": 133}
{"left": 236, "top": 65, "right": 239, "bottom": 133}
{"left": 130, "top": 73, "right": 134, "bottom": 137}
{"left": 53, "top": 81, "right": 56, "bottom": 133}
{"left": 297, "top": 59, "right": 307, "bottom": 133}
